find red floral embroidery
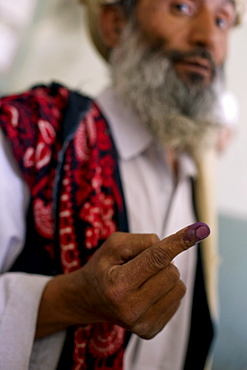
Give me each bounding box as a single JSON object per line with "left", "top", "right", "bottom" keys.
{"left": 34, "top": 198, "right": 54, "bottom": 239}
{"left": 6, "top": 105, "right": 19, "bottom": 127}
{"left": 35, "top": 142, "right": 52, "bottom": 169}
{"left": 89, "top": 324, "right": 125, "bottom": 357}
{"left": 100, "top": 155, "right": 116, "bottom": 187}
{"left": 59, "top": 151, "right": 81, "bottom": 274}
{"left": 38, "top": 119, "right": 56, "bottom": 144}
{"left": 0, "top": 87, "right": 127, "bottom": 369}
{"left": 58, "top": 102, "right": 126, "bottom": 368}
{"left": 74, "top": 121, "right": 89, "bottom": 162}
{"left": 80, "top": 194, "right": 116, "bottom": 249}
{"left": 23, "top": 147, "right": 35, "bottom": 168}
{"left": 72, "top": 324, "right": 125, "bottom": 369}
{"left": 74, "top": 105, "right": 98, "bottom": 162}
{"left": 85, "top": 105, "right": 98, "bottom": 147}
{"left": 97, "top": 119, "right": 113, "bottom": 151}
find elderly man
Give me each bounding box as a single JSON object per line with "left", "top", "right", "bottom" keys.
{"left": 0, "top": 0, "right": 245, "bottom": 369}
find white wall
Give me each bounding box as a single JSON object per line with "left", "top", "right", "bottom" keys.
{"left": 8, "top": 0, "right": 109, "bottom": 96}
{"left": 4, "top": 0, "right": 247, "bottom": 220}
{"left": 217, "top": 23, "right": 247, "bottom": 219}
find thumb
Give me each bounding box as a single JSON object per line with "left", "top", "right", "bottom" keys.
{"left": 124, "top": 222, "right": 210, "bottom": 287}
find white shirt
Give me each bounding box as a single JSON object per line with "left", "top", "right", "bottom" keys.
{"left": 0, "top": 86, "right": 197, "bottom": 369}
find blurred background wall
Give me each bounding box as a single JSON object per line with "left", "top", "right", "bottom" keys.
{"left": 0, "top": 0, "right": 246, "bottom": 368}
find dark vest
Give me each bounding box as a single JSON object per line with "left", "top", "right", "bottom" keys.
{"left": 0, "top": 83, "right": 129, "bottom": 369}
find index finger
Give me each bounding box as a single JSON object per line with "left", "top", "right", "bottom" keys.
{"left": 124, "top": 222, "right": 210, "bottom": 288}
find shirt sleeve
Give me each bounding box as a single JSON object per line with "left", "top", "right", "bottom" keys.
{"left": 0, "top": 128, "right": 66, "bottom": 369}
{"left": 0, "top": 273, "right": 51, "bottom": 369}
{"left": 0, "top": 128, "right": 30, "bottom": 271}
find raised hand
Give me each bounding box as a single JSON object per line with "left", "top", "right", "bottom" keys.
{"left": 36, "top": 222, "right": 210, "bottom": 339}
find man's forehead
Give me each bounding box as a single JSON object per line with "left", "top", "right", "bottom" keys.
{"left": 209, "top": 0, "right": 237, "bottom": 11}
{"left": 139, "top": 0, "right": 236, "bottom": 7}
{"left": 82, "top": 0, "right": 246, "bottom": 60}
{"left": 125, "top": 0, "right": 238, "bottom": 12}
{"left": 214, "top": 0, "right": 236, "bottom": 8}
{"left": 133, "top": 0, "right": 237, "bottom": 19}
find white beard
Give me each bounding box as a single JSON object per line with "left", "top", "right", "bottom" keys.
{"left": 110, "top": 20, "right": 226, "bottom": 158}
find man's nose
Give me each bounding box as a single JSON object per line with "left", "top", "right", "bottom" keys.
{"left": 189, "top": 7, "right": 218, "bottom": 52}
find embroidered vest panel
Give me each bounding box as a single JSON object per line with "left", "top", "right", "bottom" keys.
{"left": 0, "top": 83, "right": 129, "bottom": 369}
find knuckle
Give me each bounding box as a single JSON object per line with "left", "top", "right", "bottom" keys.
{"left": 107, "top": 232, "right": 117, "bottom": 243}
{"left": 105, "top": 285, "right": 124, "bottom": 305}
{"left": 171, "top": 238, "right": 188, "bottom": 256}
{"left": 133, "top": 320, "right": 163, "bottom": 340}
{"left": 149, "top": 246, "right": 170, "bottom": 270}
{"left": 119, "top": 304, "right": 142, "bottom": 329}
{"left": 107, "top": 231, "right": 125, "bottom": 245}
{"left": 132, "top": 321, "right": 152, "bottom": 339}
{"left": 148, "top": 233, "right": 160, "bottom": 245}
{"left": 124, "top": 310, "right": 139, "bottom": 327}
{"left": 177, "top": 280, "right": 187, "bottom": 298}
{"left": 103, "top": 275, "right": 125, "bottom": 305}
{"left": 104, "top": 285, "right": 142, "bottom": 327}
{"left": 167, "top": 264, "right": 181, "bottom": 283}
{"left": 183, "top": 238, "right": 193, "bottom": 249}
{"left": 164, "top": 280, "right": 187, "bottom": 306}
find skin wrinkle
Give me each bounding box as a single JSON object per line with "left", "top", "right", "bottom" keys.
{"left": 119, "top": 0, "right": 237, "bottom": 23}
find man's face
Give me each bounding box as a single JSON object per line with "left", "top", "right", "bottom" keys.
{"left": 110, "top": 0, "right": 236, "bottom": 156}
{"left": 134, "top": 0, "right": 236, "bottom": 87}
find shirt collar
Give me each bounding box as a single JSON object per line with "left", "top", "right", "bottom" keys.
{"left": 178, "top": 153, "right": 197, "bottom": 180}
{"left": 95, "top": 86, "right": 197, "bottom": 179}
{"left": 95, "top": 86, "right": 153, "bottom": 160}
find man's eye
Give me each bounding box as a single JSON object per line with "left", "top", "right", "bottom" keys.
{"left": 216, "top": 17, "right": 232, "bottom": 30}
{"left": 172, "top": 3, "right": 194, "bottom": 16}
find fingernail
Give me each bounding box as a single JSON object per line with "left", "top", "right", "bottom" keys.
{"left": 184, "top": 222, "right": 210, "bottom": 244}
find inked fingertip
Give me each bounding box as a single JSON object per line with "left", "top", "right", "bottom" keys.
{"left": 195, "top": 224, "right": 210, "bottom": 240}
{"left": 184, "top": 222, "right": 210, "bottom": 244}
